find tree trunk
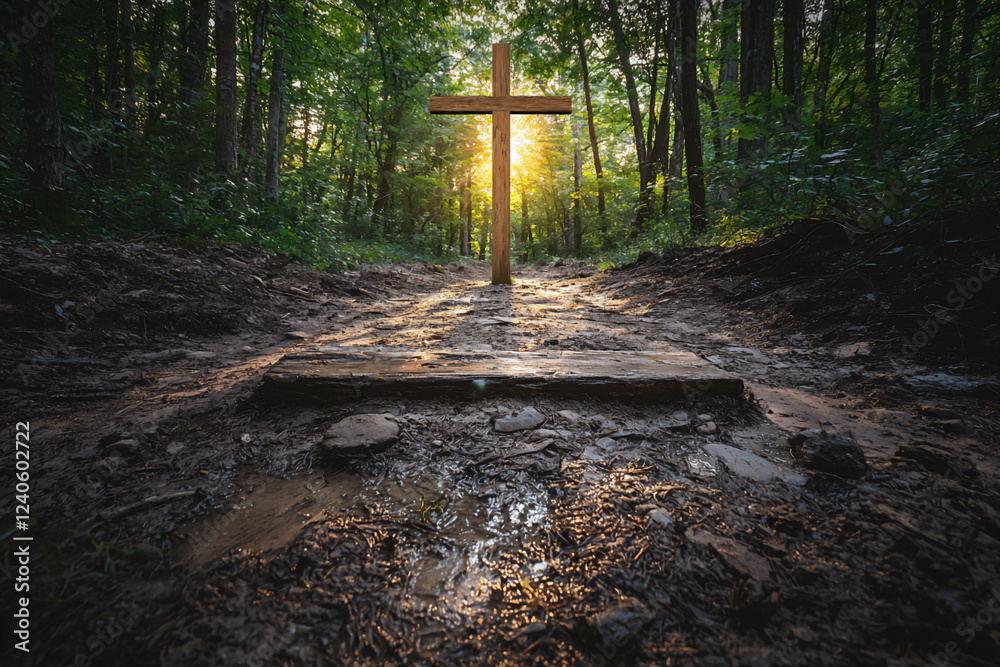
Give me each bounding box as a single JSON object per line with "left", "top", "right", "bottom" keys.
{"left": 608, "top": 0, "right": 651, "bottom": 230}
{"left": 916, "top": 2, "right": 933, "bottom": 111}
{"left": 573, "top": 116, "right": 584, "bottom": 256}
{"left": 240, "top": 0, "right": 269, "bottom": 166}
{"left": 180, "top": 0, "right": 210, "bottom": 105}
{"left": 214, "top": 0, "right": 238, "bottom": 175}
{"left": 864, "top": 0, "right": 883, "bottom": 164}
{"left": 461, "top": 175, "right": 472, "bottom": 256}
{"left": 718, "top": 0, "right": 740, "bottom": 94}
{"left": 264, "top": 46, "right": 285, "bottom": 199}
{"left": 20, "top": 0, "right": 64, "bottom": 196}
{"left": 669, "top": 87, "right": 684, "bottom": 178}
{"left": 372, "top": 103, "right": 405, "bottom": 234}
{"left": 681, "top": 0, "right": 706, "bottom": 232}
{"left": 519, "top": 182, "right": 529, "bottom": 262}
{"left": 119, "top": 0, "right": 136, "bottom": 120}
{"left": 738, "top": 0, "right": 774, "bottom": 160}
{"left": 956, "top": 0, "right": 980, "bottom": 102}
{"left": 103, "top": 0, "right": 120, "bottom": 107}
{"left": 813, "top": 0, "right": 836, "bottom": 149}
{"left": 782, "top": 0, "right": 804, "bottom": 128}
{"left": 934, "top": 0, "right": 959, "bottom": 107}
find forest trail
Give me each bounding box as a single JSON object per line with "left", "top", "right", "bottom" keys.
{"left": 3, "top": 245, "right": 998, "bottom": 666}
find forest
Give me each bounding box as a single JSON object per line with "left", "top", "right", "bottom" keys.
{"left": 2, "top": 1, "right": 1000, "bottom": 665}
{"left": 4, "top": 0, "right": 998, "bottom": 267}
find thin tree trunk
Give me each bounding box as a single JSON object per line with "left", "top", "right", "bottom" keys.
{"left": 21, "top": 0, "right": 64, "bottom": 196}
{"left": 180, "top": 0, "right": 210, "bottom": 105}
{"left": 240, "top": 0, "right": 269, "bottom": 165}
{"left": 214, "top": 0, "right": 239, "bottom": 175}
{"left": 782, "top": 0, "right": 804, "bottom": 127}
{"left": 813, "top": 0, "right": 836, "bottom": 149}
{"left": 103, "top": 0, "right": 120, "bottom": 108}
{"left": 956, "top": 0, "right": 980, "bottom": 102}
{"left": 461, "top": 174, "right": 472, "bottom": 256}
{"left": 573, "top": 116, "right": 584, "bottom": 257}
{"left": 264, "top": 46, "right": 285, "bottom": 199}
{"left": 669, "top": 86, "right": 685, "bottom": 178}
{"left": 681, "top": 0, "right": 706, "bottom": 232}
{"left": 119, "top": 0, "right": 136, "bottom": 120}
{"left": 608, "top": 0, "right": 651, "bottom": 230}
{"left": 573, "top": 0, "right": 606, "bottom": 226}
{"left": 718, "top": 0, "right": 740, "bottom": 94}
{"left": 934, "top": 0, "right": 959, "bottom": 107}
{"left": 864, "top": 0, "right": 883, "bottom": 164}
{"left": 916, "top": 2, "right": 933, "bottom": 111}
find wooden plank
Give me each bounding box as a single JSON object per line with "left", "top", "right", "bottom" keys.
{"left": 492, "top": 43, "right": 510, "bottom": 97}
{"left": 258, "top": 348, "right": 744, "bottom": 404}
{"left": 429, "top": 96, "right": 573, "bottom": 114}
{"left": 492, "top": 108, "right": 511, "bottom": 285}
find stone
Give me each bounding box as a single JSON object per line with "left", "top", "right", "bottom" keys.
{"left": 285, "top": 331, "right": 311, "bottom": 340}
{"left": 788, "top": 429, "right": 868, "bottom": 478}
{"left": 530, "top": 429, "right": 562, "bottom": 441}
{"left": 102, "top": 438, "right": 140, "bottom": 457}
{"left": 703, "top": 443, "right": 807, "bottom": 485}
{"left": 494, "top": 407, "right": 546, "bottom": 433}
{"left": 696, "top": 421, "right": 717, "bottom": 436}
{"left": 698, "top": 413, "right": 713, "bottom": 422}
{"left": 585, "top": 600, "right": 654, "bottom": 653}
{"left": 557, "top": 409, "right": 582, "bottom": 421}
{"left": 128, "top": 543, "right": 164, "bottom": 563}
{"left": 595, "top": 436, "right": 617, "bottom": 448}
{"left": 647, "top": 508, "right": 674, "bottom": 527}
{"left": 317, "top": 413, "right": 399, "bottom": 461}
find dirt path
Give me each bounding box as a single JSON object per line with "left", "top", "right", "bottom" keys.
{"left": 2, "top": 249, "right": 998, "bottom": 666}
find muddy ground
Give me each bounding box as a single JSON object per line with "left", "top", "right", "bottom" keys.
{"left": 0, "top": 212, "right": 998, "bottom": 666}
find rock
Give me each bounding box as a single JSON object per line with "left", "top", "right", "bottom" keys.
{"left": 128, "top": 543, "right": 164, "bottom": 563}
{"left": 102, "top": 438, "right": 140, "bottom": 457}
{"left": 285, "top": 331, "right": 311, "bottom": 340}
{"left": 894, "top": 441, "right": 977, "bottom": 478}
{"left": 671, "top": 411, "right": 689, "bottom": 422}
{"left": 226, "top": 257, "right": 248, "bottom": 270}
{"left": 239, "top": 345, "right": 255, "bottom": 353}
{"left": 585, "top": 600, "right": 653, "bottom": 654}
{"left": 530, "top": 429, "right": 562, "bottom": 441}
{"left": 788, "top": 429, "right": 868, "bottom": 478}
{"left": 94, "top": 456, "right": 128, "bottom": 482}
{"left": 697, "top": 413, "right": 713, "bottom": 422}
{"left": 696, "top": 422, "right": 717, "bottom": 436}
{"left": 317, "top": 414, "right": 399, "bottom": 461}
{"left": 647, "top": 508, "right": 674, "bottom": 527}
{"left": 704, "top": 443, "right": 807, "bottom": 485}
{"left": 557, "top": 409, "right": 582, "bottom": 421}
{"left": 69, "top": 448, "right": 99, "bottom": 462}
{"left": 494, "top": 407, "right": 545, "bottom": 433}
{"left": 688, "top": 528, "right": 771, "bottom": 580}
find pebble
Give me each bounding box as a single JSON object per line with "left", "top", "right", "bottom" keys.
{"left": 696, "top": 422, "right": 717, "bottom": 436}
{"left": 698, "top": 413, "right": 713, "bottom": 422}
{"left": 529, "top": 429, "right": 561, "bottom": 441}
{"left": 494, "top": 407, "right": 546, "bottom": 433}
{"left": 557, "top": 409, "right": 582, "bottom": 421}
{"left": 647, "top": 508, "right": 674, "bottom": 527}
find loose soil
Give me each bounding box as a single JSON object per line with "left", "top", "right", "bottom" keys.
{"left": 1, "top": 210, "right": 997, "bottom": 666}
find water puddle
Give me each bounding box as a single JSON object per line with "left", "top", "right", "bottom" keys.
{"left": 174, "top": 465, "right": 549, "bottom": 611}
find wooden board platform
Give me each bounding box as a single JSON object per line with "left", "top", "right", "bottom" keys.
{"left": 258, "top": 347, "right": 744, "bottom": 404}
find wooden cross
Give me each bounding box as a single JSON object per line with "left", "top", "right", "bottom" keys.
{"left": 430, "top": 44, "right": 571, "bottom": 285}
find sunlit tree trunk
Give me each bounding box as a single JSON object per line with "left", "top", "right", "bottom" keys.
{"left": 572, "top": 116, "right": 584, "bottom": 257}
{"left": 214, "top": 0, "right": 238, "bottom": 175}
{"left": 680, "top": 0, "right": 706, "bottom": 232}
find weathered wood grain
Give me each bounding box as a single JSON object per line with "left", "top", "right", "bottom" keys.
{"left": 258, "top": 348, "right": 744, "bottom": 404}
{"left": 429, "top": 96, "right": 572, "bottom": 114}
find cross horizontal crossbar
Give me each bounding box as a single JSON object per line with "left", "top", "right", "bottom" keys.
{"left": 430, "top": 95, "right": 572, "bottom": 115}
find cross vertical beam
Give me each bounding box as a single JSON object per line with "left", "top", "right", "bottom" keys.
{"left": 492, "top": 44, "right": 511, "bottom": 284}
{"left": 429, "top": 44, "right": 571, "bottom": 285}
